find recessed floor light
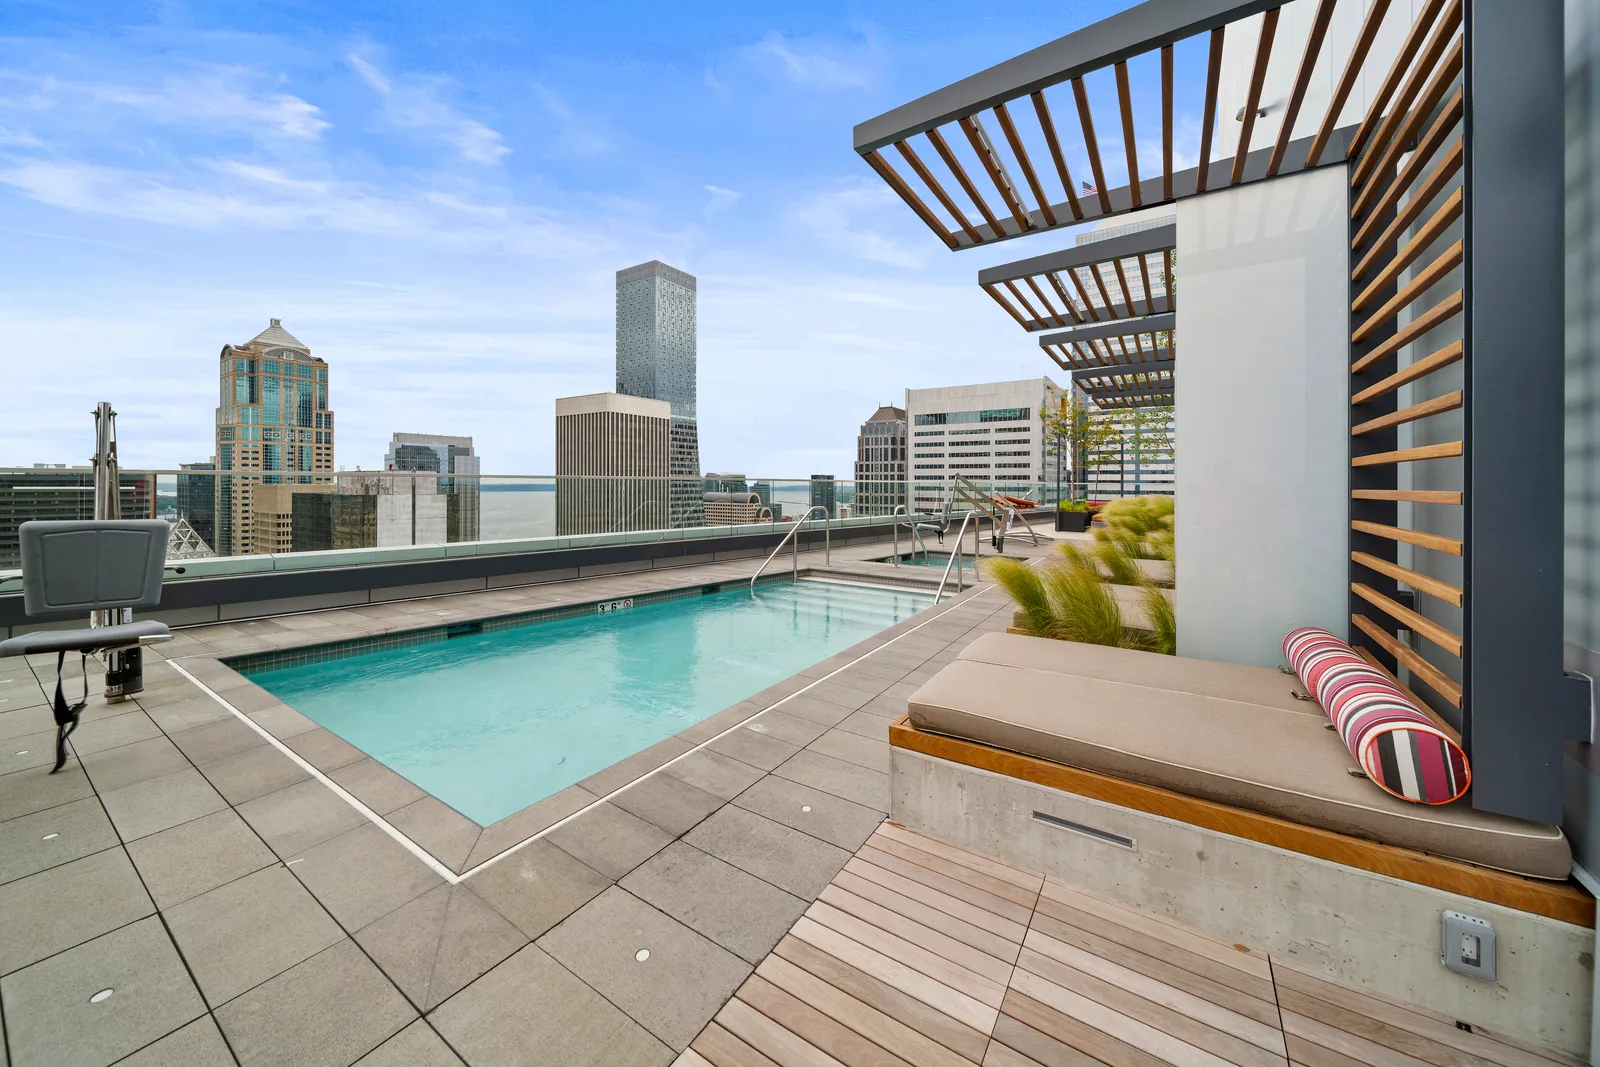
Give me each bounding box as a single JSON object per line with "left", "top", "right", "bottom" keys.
{"left": 801, "top": 805, "right": 812, "bottom": 812}
{"left": 42, "top": 833, "right": 58, "bottom": 841}
{"left": 635, "top": 949, "right": 650, "bottom": 962}
{"left": 15, "top": 751, "right": 27, "bottom": 757}
{"left": 89, "top": 989, "right": 113, "bottom": 1004}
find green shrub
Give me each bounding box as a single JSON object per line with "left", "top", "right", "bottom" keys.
{"left": 1040, "top": 562, "right": 1125, "bottom": 647}
{"left": 1057, "top": 499, "right": 1090, "bottom": 512}
{"left": 984, "top": 558, "right": 1057, "bottom": 638}
{"left": 1100, "top": 495, "right": 1174, "bottom": 536}
{"left": 1093, "top": 540, "right": 1143, "bottom": 585}
{"left": 1140, "top": 583, "right": 1177, "bottom": 655}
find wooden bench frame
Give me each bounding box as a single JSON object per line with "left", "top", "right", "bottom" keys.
{"left": 890, "top": 715, "right": 1593, "bottom": 926}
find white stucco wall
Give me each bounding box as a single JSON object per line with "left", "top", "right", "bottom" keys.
{"left": 1175, "top": 165, "right": 1350, "bottom": 668}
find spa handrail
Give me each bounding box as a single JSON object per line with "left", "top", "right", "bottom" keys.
{"left": 749, "top": 506, "right": 831, "bottom": 594}
{"left": 934, "top": 509, "right": 980, "bottom": 603}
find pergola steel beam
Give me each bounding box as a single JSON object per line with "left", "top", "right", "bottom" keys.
{"left": 1072, "top": 356, "right": 1172, "bottom": 381}
{"left": 977, "top": 224, "right": 1175, "bottom": 286}
{"left": 1037, "top": 313, "right": 1174, "bottom": 348}
{"left": 1459, "top": 0, "right": 1576, "bottom": 824}
{"left": 852, "top": 0, "right": 1280, "bottom": 153}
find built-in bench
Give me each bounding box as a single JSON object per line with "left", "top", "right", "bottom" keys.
{"left": 889, "top": 633, "right": 1594, "bottom": 1057}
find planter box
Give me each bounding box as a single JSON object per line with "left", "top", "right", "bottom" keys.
{"left": 1055, "top": 510, "right": 1090, "bottom": 532}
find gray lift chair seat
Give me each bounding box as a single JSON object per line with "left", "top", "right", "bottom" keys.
{"left": 0, "top": 520, "right": 173, "bottom": 771}
{"left": 915, "top": 501, "right": 953, "bottom": 545}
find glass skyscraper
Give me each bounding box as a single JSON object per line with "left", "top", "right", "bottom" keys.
{"left": 214, "top": 319, "right": 334, "bottom": 555}
{"left": 616, "top": 261, "right": 702, "bottom": 527}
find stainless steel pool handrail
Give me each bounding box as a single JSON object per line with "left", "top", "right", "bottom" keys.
{"left": 889, "top": 505, "right": 929, "bottom": 566}
{"left": 935, "top": 510, "right": 980, "bottom": 603}
{"left": 749, "top": 506, "right": 831, "bottom": 594}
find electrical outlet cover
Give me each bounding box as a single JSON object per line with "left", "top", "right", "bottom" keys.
{"left": 1441, "top": 911, "right": 1497, "bottom": 981}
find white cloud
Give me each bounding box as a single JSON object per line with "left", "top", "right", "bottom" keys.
{"left": 0, "top": 68, "right": 330, "bottom": 140}
{"left": 347, "top": 50, "right": 510, "bottom": 164}
{"left": 741, "top": 30, "right": 879, "bottom": 91}
{"left": 0, "top": 125, "right": 43, "bottom": 147}
{"left": 0, "top": 158, "right": 607, "bottom": 259}
{"left": 790, "top": 180, "right": 933, "bottom": 269}
{"left": 703, "top": 184, "right": 740, "bottom": 216}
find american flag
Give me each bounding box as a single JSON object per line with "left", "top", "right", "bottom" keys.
{"left": 1081, "top": 180, "right": 1098, "bottom": 194}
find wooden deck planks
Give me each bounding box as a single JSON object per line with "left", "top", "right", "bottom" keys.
{"left": 842, "top": 856, "right": 1031, "bottom": 942}
{"left": 1023, "top": 931, "right": 1286, "bottom": 1056}
{"left": 855, "top": 845, "right": 1035, "bottom": 926}
{"left": 832, "top": 868, "right": 1024, "bottom": 962}
{"left": 1013, "top": 952, "right": 1280, "bottom": 1067}
{"left": 774, "top": 935, "right": 993, "bottom": 1063}
{"left": 864, "top": 835, "right": 1042, "bottom": 910}
{"left": 691, "top": 826, "right": 1579, "bottom": 1067}
{"left": 692, "top": 1019, "right": 786, "bottom": 1067}
{"left": 819, "top": 884, "right": 1018, "bottom": 984}
{"left": 876, "top": 821, "right": 1046, "bottom": 895}
{"left": 1026, "top": 912, "right": 1280, "bottom": 1029}
{"left": 805, "top": 899, "right": 1010, "bottom": 1009}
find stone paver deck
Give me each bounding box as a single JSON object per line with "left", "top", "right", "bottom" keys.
{"left": 0, "top": 536, "right": 1043, "bottom": 1065}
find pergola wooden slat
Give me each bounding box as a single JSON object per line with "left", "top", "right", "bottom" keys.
{"left": 976, "top": 224, "right": 1176, "bottom": 331}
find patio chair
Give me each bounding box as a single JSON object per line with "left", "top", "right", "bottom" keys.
{"left": 915, "top": 501, "right": 953, "bottom": 545}
{"left": 0, "top": 520, "right": 173, "bottom": 772}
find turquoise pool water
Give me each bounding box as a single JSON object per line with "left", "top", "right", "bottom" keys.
{"left": 243, "top": 580, "right": 930, "bottom": 825}
{"left": 874, "top": 551, "right": 1019, "bottom": 571}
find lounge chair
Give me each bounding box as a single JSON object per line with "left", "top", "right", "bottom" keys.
{"left": 0, "top": 520, "right": 173, "bottom": 772}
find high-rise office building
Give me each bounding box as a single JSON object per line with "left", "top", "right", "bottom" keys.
{"left": 292, "top": 490, "right": 378, "bottom": 552}
{"left": 701, "top": 492, "right": 772, "bottom": 526}
{"left": 383, "top": 433, "right": 480, "bottom": 543}
{"left": 809, "top": 475, "right": 837, "bottom": 518}
{"left": 702, "top": 472, "right": 749, "bottom": 494}
{"left": 554, "top": 392, "right": 671, "bottom": 535}
{"left": 214, "top": 319, "right": 334, "bottom": 555}
{"left": 853, "top": 405, "right": 907, "bottom": 516}
{"left": 904, "top": 378, "right": 1062, "bottom": 513}
{"left": 175, "top": 461, "right": 217, "bottom": 553}
{"left": 616, "top": 261, "right": 702, "bottom": 527}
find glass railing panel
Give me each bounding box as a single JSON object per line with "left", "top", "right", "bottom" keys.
{"left": 0, "top": 467, "right": 1167, "bottom": 580}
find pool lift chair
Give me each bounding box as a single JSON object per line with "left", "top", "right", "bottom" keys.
{"left": 0, "top": 520, "right": 174, "bottom": 772}
{"left": 915, "top": 500, "right": 954, "bottom": 546}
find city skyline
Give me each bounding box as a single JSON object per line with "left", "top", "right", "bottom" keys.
{"left": 0, "top": 0, "right": 1163, "bottom": 477}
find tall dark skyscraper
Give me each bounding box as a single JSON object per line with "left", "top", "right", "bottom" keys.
{"left": 615, "top": 261, "right": 702, "bottom": 528}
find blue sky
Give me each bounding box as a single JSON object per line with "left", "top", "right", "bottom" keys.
{"left": 0, "top": 0, "right": 1177, "bottom": 474}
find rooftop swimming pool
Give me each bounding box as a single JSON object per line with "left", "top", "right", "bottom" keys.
{"left": 238, "top": 579, "right": 931, "bottom": 825}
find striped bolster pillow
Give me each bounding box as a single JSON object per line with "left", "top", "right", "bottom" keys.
{"left": 1283, "top": 627, "right": 1470, "bottom": 805}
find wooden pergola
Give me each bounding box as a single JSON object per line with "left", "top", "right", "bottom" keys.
{"left": 853, "top": 0, "right": 1576, "bottom": 824}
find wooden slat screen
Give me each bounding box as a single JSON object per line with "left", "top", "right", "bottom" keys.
{"left": 1347, "top": 1, "right": 1466, "bottom": 715}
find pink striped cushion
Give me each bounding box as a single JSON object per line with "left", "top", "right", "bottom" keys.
{"left": 1282, "top": 627, "right": 1470, "bottom": 805}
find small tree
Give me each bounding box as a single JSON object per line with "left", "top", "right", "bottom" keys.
{"left": 1040, "top": 393, "right": 1122, "bottom": 502}
{"left": 1126, "top": 405, "right": 1175, "bottom": 491}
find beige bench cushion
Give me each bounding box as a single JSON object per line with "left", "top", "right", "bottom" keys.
{"left": 959, "top": 632, "right": 1323, "bottom": 718}
{"left": 908, "top": 655, "right": 1570, "bottom": 879}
